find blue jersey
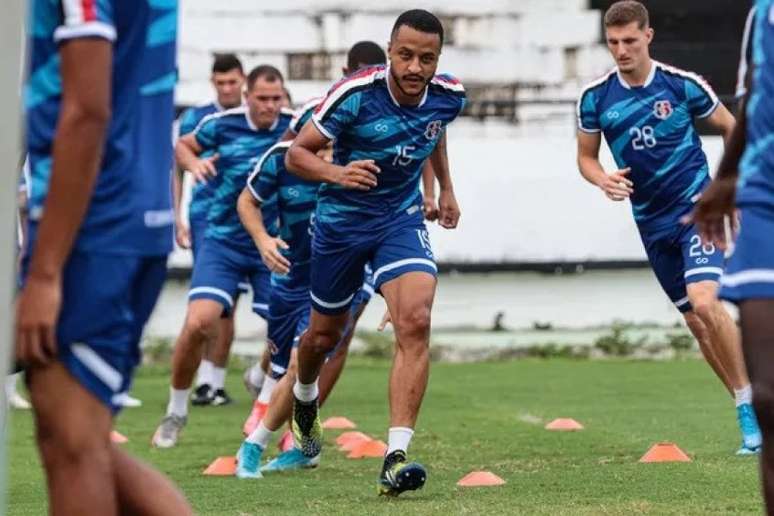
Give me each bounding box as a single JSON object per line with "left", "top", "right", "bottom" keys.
{"left": 311, "top": 65, "right": 465, "bottom": 226}
{"left": 577, "top": 61, "right": 719, "bottom": 231}
{"left": 288, "top": 97, "right": 322, "bottom": 135}
{"left": 738, "top": 0, "right": 774, "bottom": 208}
{"left": 178, "top": 101, "right": 222, "bottom": 221}
{"left": 248, "top": 141, "right": 320, "bottom": 289}
{"left": 193, "top": 106, "right": 291, "bottom": 251}
{"left": 25, "top": 0, "right": 178, "bottom": 256}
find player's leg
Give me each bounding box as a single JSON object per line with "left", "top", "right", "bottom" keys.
{"left": 738, "top": 300, "right": 774, "bottom": 509}
{"left": 27, "top": 363, "right": 117, "bottom": 515}
{"left": 371, "top": 222, "right": 438, "bottom": 496}
{"left": 205, "top": 309, "right": 237, "bottom": 406}
{"left": 682, "top": 311, "right": 732, "bottom": 394}
{"left": 153, "top": 239, "right": 240, "bottom": 448}
{"left": 189, "top": 217, "right": 216, "bottom": 405}
{"left": 111, "top": 446, "right": 191, "bottom": 515}
{"left": 680, "top": 225, "right": 760, "bottom": 452}
{"left": 5, "top": 372, "right": 30, "bottom": 409}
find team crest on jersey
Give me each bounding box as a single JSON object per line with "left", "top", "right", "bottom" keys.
{"left": 653, "top": 100, "right": 673, "bottom": 120}
{"left": 424, "top": 120, "right": 443, "bottom": 141}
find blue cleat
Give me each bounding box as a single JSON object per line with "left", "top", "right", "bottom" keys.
{"left": 261, "top": 447, "right": 320, "bottom": 473}
{"left": 235, "top": 441, "right": 264, "bottom": 479}
{"left": 737, "top": 403, "right": 763, "bottom": 451}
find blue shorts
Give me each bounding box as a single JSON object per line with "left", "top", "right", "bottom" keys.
{"left": 21, "top": 251, "right": 167, "bottom": 414}
{"left": 721, "top": 204, "right": 774, "bottom": 302}
{"left": 310, "top": 209, "right": 436, "bottom": 315}
{"left": 188, "top": 237, "right": 270, "bottom": 318}
{"left": 639, "top": 222, "right": 724, "bottom": 313}
{"left": 190, "top": 216, "right": 250, "bottom": 296}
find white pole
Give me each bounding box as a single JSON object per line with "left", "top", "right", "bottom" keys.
{"left": 0, "top": 1, "right": 25, "bottom": 515}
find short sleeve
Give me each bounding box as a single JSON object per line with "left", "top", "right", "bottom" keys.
{"left": 311, "top": 85, "right": 363, "bottom": 141}
{"left": 685, "top": 77, "right": 719, "bottom": 119}
{"left": 432, "top": 73, "right": 466, "bottom": 121}
{"left": 177, "top": 108, "right": 199, "bottom": 138}
{"left": 54, "top": 0, "right": 117, "bottom": 43}
{"left": 289, "top": 99, "right": 321, "bottom": 134}
{"left": 193, "top": 115, "right": 219, "bottom": 151}
{"left": 577, "top": 90, "right": 601, "bottom": 133}
{"left": 247, "top": 151, "right": 280, "bottom": 203}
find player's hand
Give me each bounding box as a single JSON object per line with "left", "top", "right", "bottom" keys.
{"left": 685, "top": 176, "right": 737, "bottom": 250}
{"left": 377, "top": 309, "right": 392, "bottom": 331}
{"left": 15, "top": 273, "right": 61, "bottom": 366}
{"left": 175, "top": 219, "right": 191, "bottom": 249}
{"left": 599, "top": 168, "right": 633, "bottom": 201}
{"left": 190, "top": 154, "right": 219, "bottom": 184}
{"left": 258, "top": 236, "right": 291, "bottom": 274}
{"left": 423, "top": 196, "right": 439, "bottom": 221}
{"left": 334, "top": 160, "right": 380, "bottom": 190}
{"left": 438, "top": 188, "right": 460, "bottom": 229}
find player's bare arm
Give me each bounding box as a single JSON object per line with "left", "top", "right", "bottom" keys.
{"left": 171, "top": 163, "right": 191, "bottom": 249}
{"left": 175, "top": 133, "right": 219, "bottom": 184}
{"left": 286, "top": 121, "right": 380, "bottom": 189}
{"left": 428, "top": 131, "right": 460, "bottom": 228}
{"left": 690, "top": 96, "right": 749, "bottom": 249}
{"left": 236, "top": 187, "right": 290, "bottom": 274}
{"left": 577, "top": 130, "right": 633, "bottom": 201}
{"left": 422, "top": 155, "right": 439, "bottom": 221}
{"left": 16, "top": 38, "right": 112, "bottom": 367}
{"left": 705, "top": 103, "right": 737, "bottom": 144}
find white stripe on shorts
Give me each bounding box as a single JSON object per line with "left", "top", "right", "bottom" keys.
{"left": 684, "top": 266, "right": 723, "bottom": 279}
{"left": 71, "top": 343, "right": 123, "bottom": 393}
{"left": 721, "top": 269, "right": 774, "bottom": 288}
{"left": 188, "top": 287, "right": 234, "bottom": 308}
{"left": 372, "top": 258, "right": 437, "bottom": 285}
{"left": 310, "top": 291, "right": 355, "bottom": 310}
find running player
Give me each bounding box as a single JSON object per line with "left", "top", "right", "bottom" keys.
{"left": 286, "top": 10, "right": 465, "bottom": 496}
{"left": 576, "top": 0, "right": 761, "bottom": 453}
{"left": 16, "top": 1, "right": 190, "bottom": 513}
{"left": 240, "top": 41, "right": 388, "bottom": 438}
{"left": 691, "top": 0, "right": 774, "bottom": 508}
{"left": 173, "top": 53, "right": 251, "bottom": 406}
{"left": 152, "top": 65, "right": 291, "bottom": 448}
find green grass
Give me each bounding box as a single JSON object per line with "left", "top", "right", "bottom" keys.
{"left": 7, "top": 359, "right": 762, "bottom": 515}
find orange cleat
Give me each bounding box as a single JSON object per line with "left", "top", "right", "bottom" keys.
{"left": 242, "top": 400, "right": 268, "bottom": 437}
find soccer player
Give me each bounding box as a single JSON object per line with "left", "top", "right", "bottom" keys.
{"left": 691, "top": 0, "right": 774, "bottom": 508}
{"left": 16, "top": 1, "right": 190, "bottom": 514}
{"left": 240, "top": 41, "right": 388, "bottom": 438}
{"left": 285, "top": 10, "right": 465, "bottom": 495}
{"left": 173, "top": 53, "right": 250, "bottom": 406}
{"left": 152, "top": 65, "right": 291, "bottom": 448}
{"left": 576, "top": 0, "right": 761, "bottom": 453}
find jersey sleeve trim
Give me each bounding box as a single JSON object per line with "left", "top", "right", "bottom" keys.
{"left": 289, "top": 97, "right": 322, "bottom": 134}
{"left": 657, "top": 62, "right": 719, "bottom": 109}
{"left": 695, "top": 100, "right": 719, "bottom": 119}
{"left": 576, "top": 69, "right": 614, "bottom": 133}
{"left": 248, "top": 141, "right": 292, "bottom": 201}
{"left": 312, "top": 116, "right": 336, "bottom": 140}
{"left": 313, "top": 67, "right": 382, "bottom": 124}
{"left": 53, "top": 21, "right": 116, "bottom": 42}
{"left": 736, "top": 6, "right": 757, "bottom": 99}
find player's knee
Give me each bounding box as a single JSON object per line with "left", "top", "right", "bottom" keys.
{"left": 36, "top": 419, "right": 111, "bottom": 471}
{"left": 395, "top": 305, "right": 432, "bottom": 342}
{"left": 306, "top": 328, "right": 341, "bottom": 355}
{"left": 185, "top": 311, "right": 218, "bottom": 341}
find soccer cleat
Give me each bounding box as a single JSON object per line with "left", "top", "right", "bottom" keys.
{"left": 211, "top": 388, "right": 233, "bottom": 406}
{"left": 292, "top": 397, "right": 323, "bottom": 458}
{"left": 8, "top": 392, "right": 31, "bottom": 410}
{"left": 242, "top": 367, "right": 263, "bottom": 399}
{"left": 737, "top": 403, "right": 763, "bottom": 451}
{"left": 261, "top": 447, "right": 320, "bottom": 473}
{"left": 736, "top": 444, "right": 761, "bottom": 456}
{"left": 242, "top": 401, "right": 268, "bottom": 436}
{"left": 151, "top": 414, "right": 187, "bottom": 449}
{"left": 235, "top": 441, "right": 264, "bottom": 479}
{"left": 378, "top": 451, "right": 427, "bottom": 497}
{"left": 115, "top": 392, "right": 142, "bottom": 408}
{"left": 191, "top": 384, "right": 213, "bottom": 406}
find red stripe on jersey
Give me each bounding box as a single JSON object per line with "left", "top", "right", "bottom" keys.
{"left": 81, "top": 0, "right": 96, "bottom": 21}
{"left": 313, "top": 65, "right": 383, "bottom": 114}
{"left": 434, "top": 75, "right": 460, "bottom": 85}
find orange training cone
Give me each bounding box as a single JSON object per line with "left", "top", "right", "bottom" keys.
{"left": 347, "top": 439, "right": 387, "bottom": 459}
{"left": 203, "top": 456, "right": 237, "bottom": 476}
{"left": 545, "top": 418, "right": 584, "bottom": 431}
{"left": 457, "top": 471, "right": 506, "bottom": 487}
{"left": 110, "top": 430, "right": 129, "bottom": 444}
{"left": 322, "top": 416, "right": 357, "bottom": 430}
{"left": 639, "top": 442, "right": 691, "bottom": 463}
{"left": 336, "top": 431, "right": 372, "bottom": 451}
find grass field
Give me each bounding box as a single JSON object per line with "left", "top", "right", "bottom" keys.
{"left": 7, "top": 358, "right": 763, "bottom": 515}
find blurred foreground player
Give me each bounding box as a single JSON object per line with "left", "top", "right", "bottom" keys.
{"left": 692, "top": 0, "right": 774, "bottom": 509}
{"left": 17, "top": 1, "right": 190, "bottom": 514}
{"left": 576, "top": 0, "right": 761, "bottom": 454}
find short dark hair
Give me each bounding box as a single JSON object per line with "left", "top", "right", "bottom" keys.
{"left": 391, "top": 9, "right": 444, "bottom": 47}
{"left": 347, "top": 41, "right": 387, "bottom": 71}
{"left": 604, "top": 1, "right": 649, "bottom": 29}
{"left": 246, "top": 65, "right": 284, "bottom": 91}
{"left": 212, "top": 53, "right": 243, "bottom": 75}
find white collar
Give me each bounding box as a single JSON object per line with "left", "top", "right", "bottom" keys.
{"left": 385, "top": 65, "right": 428, "bottom": 108}
{"left": 244, "top": 111, "right": 280, "bottom": 132}
{"left": 616, "top": 60, "right": 657, "bottom": 89}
